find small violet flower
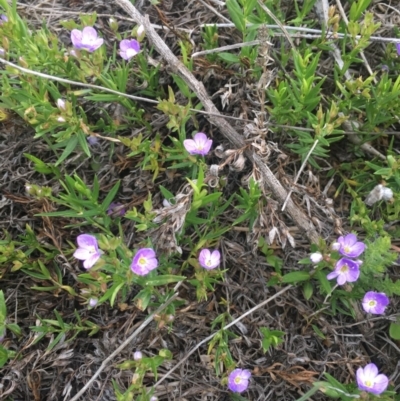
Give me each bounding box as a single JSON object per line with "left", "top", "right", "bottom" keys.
{"left": 133, "top": 351, "right": 143, "bottom": 360}
{"left": 362, "top": 291, "right": 389, "bottom": 315}
{"left": 356, "top": 363, "right": 389, "bottom": 395}
{"left": 337, "top": 233, "right": 365, "bottom": 258}
{"left": 107, "top": 202, "right": 126, "bottom": 217}
{"left": 183, "top": 132, "right": 212, "bottom": 156}
{"left": 310, "top": 252, "right": 323, "bottom": 264}
{"left": 73, "top": 234, "right": 102, "bottom": 269}
{"left": 0, "top": 14, "right": 8, "bottom": 24}
{"left": 71, "top": 27, "right": 104, "bottom": 52}
{"left": 228, "top": 369, "right": 251, "bottom": 393}
{"left": 87, "top": 136, "right": 99, "bottom": 146}
{"left": 198, "top": 249, "right": 221, "bottom": 270}
{"left": 396, "top": 43, "right": 400, "bottom": 56}
{"left": 131, "top": 248, "right": 158, "bottom": 276}
{"left": 119, "top": 39, "right": 140, "bottom": 60}
{"left": 327, "top": 258, "right": 360, "bottom": 285}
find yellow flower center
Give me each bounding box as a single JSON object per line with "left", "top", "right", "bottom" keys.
{"left": 365, "top": 380, "right": 372, "bottom": 387}
{"left": 138, "top": 257, "right": 147, "bottom": 266}
{"left": 368, "top": 300, "right": 376, "bottom": 307}
{"left": 340, "top": 264, "right": 349, "bottom": 273}
{"left": 234, "top": 377, "right": 242, "bottom": 384}
{"left": 344, "top": 246, "right": 351, "bottom": 254}
{"left": 88, "top": 246, "right": 95, "bottom": 255}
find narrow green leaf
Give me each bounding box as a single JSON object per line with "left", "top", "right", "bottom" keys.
{"left": 226, "top": 0, "right": 246, "bottom": 32}
{"left": 218, "top": 52, "right": 241, "bottom": 63}
{"left": 55, "top": 135, "right": 78, "bottom": 166}
{"left": 101, "top": 181, "right": 121, "bottom": 211}
{"left": 144, "top": 275, "right": 186, "bottom": 286}
{"left": 282, "top": 271, "right": 310, "bottom": 283}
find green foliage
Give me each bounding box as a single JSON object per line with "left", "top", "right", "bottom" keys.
{"left": 259, "top": 327, "right": 285, "bottom": 353}
{"left": 0, "top": 290, "right": 21, "bottom": 368}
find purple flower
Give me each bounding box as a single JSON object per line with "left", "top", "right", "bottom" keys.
{"left": 198, "top": 249, "right": 221, "bottom": 270}
{"left": 362, "top": 291, "right": 389, "bottom": 315}
{"left": 327, "top": 258, "right": 360, "bottom": 285}
{"left": 134, "top": 351, "right": 143, "bottom": 360}
{"left": 131, "top": 248, "right": 158, "bottom": 276}
{"left": 337, "top": 233, "right": 365, "bottom": 258}
{"left": 107, "top": 202, "right": 126, "bottom": 217}
{"left": 183, "top": 132, "right": 212, "bottom": 156}
{"left": 228, "top": 369, "right": 251, "bottom": 393}
{"left": 73, "top": 234, "right": 102, "bottom": 269}
{"left": 396, "top": 43, "right": 400, "bottom": 56}
{"left": 71, "top": 27, "right": 104, "bottom": 52}
{"left": 87, "top": 136, "right": 99, "bottom": 146}
{"left": 310, "top": 252, "right": 323, "bottom": 263}
{"left": 0, "top": 14, "right": 8, "bottom": 24}
{"left": 119, "top": 39, "right": 140, "bottom": 60}
{"left": 356, "top": 363, "right": 389, "bottom": 395}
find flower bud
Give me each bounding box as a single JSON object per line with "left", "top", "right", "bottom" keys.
{"left": 331, "top": 242, "right": 340, "bottom": 251}
{"left": 382, "top": 187, "right": 393, "bottom": 201}
{"left": 108, "top": 18, "right": 119, "bottom": 31}
{"left": 133, "top": 351, "right": 143, "bottom": 360}
{"left": 88, "top": 298, "right": 98, "bottom": 308}
{"left": 136, "top": 25, "right": 145, "bottom": 41}
{"left": 57, "top": 116, "right": 66, "bottom": 123}
{"left": 310, "top": 252, "right": 323, "bottom": 264}
{"left": 56, "top": 99, "right": 66, "bottom": 111}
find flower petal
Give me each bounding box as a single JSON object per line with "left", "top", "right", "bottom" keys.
{"left": 82, "top": 26, "right": 98, "bottom": 40}
{"left": 76, "top": 234, "right": 98, "bottom": 249}
{"left": 83, "top": 253, "right": 100, "bottom": 269}
{"left": 183, "top": 139, "right": 198, "bottom": 154}
{"left": 71, "top": 29, "right": 83, "bottom": 48}
{"left": 73, "top": 248, "right": 91, "bottom": 260}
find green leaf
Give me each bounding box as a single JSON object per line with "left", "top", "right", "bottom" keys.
{"left": 101, "top": 181, "right": 121, "bottom": 211}
{"left": 349, "top": 0, "right": 372, "bottom": 21}
{"left": 312, "top": 324, "right": 326, "bottom": 339}
{"left": 282, "top": 271, "right": 310, "bottom": 283}
{"left": 243, "top": 0, "right": 258, "bottom": 18}
{"left": 303, "top": 281, "right": 313, "bottom": 300}
{"left": 110, "top": 282, "right": 125, "bottom": 307}
{"left": 159, "top": 185, "right": 175, "bottom": 203}
{"left": 55, "top": 135, "right": 79, "bottom": 166}
{"left": 315, "top": 270, "right": 332, "bottom": 294}
{"left": 0, "top": 291, "right": 6, "bottom": 323}
{"left": 389, "top": 323, "right": 400, "bottom": 340}
{"left": 144, "top": 275, "right": 186, "bottom": 286}
{"left": 226, "top": 0, "right": 246, "bottom": 32}
{"left": 218, "top": 52, "right": 241, "bottom": 63}
{"left": 0, "top": 344, "right": 9, "bottom": 368}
